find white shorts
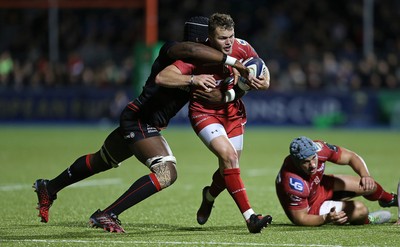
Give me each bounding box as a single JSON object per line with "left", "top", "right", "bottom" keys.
{"left": 198, "top": 123, "right": 243, "bottom": 151}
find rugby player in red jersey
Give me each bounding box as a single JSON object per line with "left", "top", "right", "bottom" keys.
{"left": 275, "top": 136, "right": 398, "bottom": 226}
{"left": 33, "top": 16, "right": 250, "bottom": 233}
{"left": 156, "top": 13, "right": 271, "bottom": 233}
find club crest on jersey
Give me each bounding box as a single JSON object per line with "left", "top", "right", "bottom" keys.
{"left": 236, "top": 38, "right": 248, "bottom": 45}
{"left": 289, "top": 177, "right": 304, "bottom": 192}
{"left": 325, "top": 142, "right": 339, "bottom": 152}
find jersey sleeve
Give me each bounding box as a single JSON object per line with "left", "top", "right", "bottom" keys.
{"left": 276, "top": 170, "right": 310, "bottom": 211}
{"left": 315, "top": 140, "right": 342, "bottom": 163}
{"left": 172, "top": 60, "right": 195, "bottom": 75}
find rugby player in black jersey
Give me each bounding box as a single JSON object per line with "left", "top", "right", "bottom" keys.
{"left": 33, "top": 16, "right": 249, "bottom": 233}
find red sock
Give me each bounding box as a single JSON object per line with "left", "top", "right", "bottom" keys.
{"left": 363, "top": 182, "right": 393, "bottom": 202}
{"left": 223, "top": 168, "right": 251, "bottom": 214}
{"left": 209, "top": 169, "right": 226, "bottom": 198}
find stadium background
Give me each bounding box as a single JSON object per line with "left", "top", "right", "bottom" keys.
{"left": 0, "top": 0, "right": 399, "bottom": 128}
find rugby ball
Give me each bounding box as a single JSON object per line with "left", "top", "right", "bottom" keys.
{"left": 243, "top": 57, "right": 268, "bottom": 78}
{"left": 238, "top": 57, "right": 268, "bottom": 91}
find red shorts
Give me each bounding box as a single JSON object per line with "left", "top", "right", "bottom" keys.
{"left": 308, "top": 175, "right": 335, "bottom": 215}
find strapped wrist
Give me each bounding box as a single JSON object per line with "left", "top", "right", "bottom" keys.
{"left": 224, "top": 55, "right": 237, "bottom": 66}
{"left": 224, "top": 89, "right": 236, "bottom": 103}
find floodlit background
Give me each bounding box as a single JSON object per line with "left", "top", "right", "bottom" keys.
{"left": 0, "top": 0, "right": 399, "bottom": 128}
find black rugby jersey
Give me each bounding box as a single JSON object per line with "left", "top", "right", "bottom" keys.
{"left": 133, "top": 41, "right": 190, "bottom": 128}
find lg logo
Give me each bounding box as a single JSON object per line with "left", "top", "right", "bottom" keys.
{"left": 289, "top": 177, "right": 304, "bottom": 192}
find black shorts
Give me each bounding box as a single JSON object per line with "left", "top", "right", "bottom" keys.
{"left": 119, "top": 103, "right": 161, "bottom": 144}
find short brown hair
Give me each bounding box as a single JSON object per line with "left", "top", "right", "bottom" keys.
{"left": 208, "top": 13, "right": 235, "bottom": 35}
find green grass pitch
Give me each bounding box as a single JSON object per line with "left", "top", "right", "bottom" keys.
{"left": 1, "top": 125, "right": 399, "bottom": 246}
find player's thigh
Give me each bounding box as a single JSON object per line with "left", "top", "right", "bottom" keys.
{"left": 208, "top": 135, "right": 236, "bottom": 156}
{"left": 131, "top": 135, "right": 173, "bottom": 164}
{"left": 103, "top": 128, "right": 134, "bottom": 163}
{"left": 333, "top": 175, "right": 365, "bottom": 194}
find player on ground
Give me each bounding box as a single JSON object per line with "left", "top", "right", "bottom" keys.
{"left": 275, "top": 136, "right": 398, "bottom": 226}
{"left": 33, "top": 16, "right": 249, "bottom": 233}
{"left": 156, "top": 13, "right": 271, "bottom": 233}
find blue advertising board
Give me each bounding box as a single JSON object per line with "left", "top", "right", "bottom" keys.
{"left": 0, "top": 88, "right": 381, "bottom": 127}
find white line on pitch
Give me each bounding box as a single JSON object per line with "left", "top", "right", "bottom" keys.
{"left": 0, "top": 178, "right": 122, "bottom": 191}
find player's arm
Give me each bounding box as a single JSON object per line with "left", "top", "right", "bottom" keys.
{"left": 248, "top": 68, "right": 270, "bottom": 91}
{"left": 335, "top": 147, "right": 375, "bottom": 191}
{"left": 287, "top": 207, "right": 348, "bottom": 226}
{"left": 237, "top": 39, "right": 270, "bottom": 90}
{"left": 167, "top": 42, "right": 249, "bottom": 78}
{"left": 192, "top": 83, "right": 248, "bottom": 104}
{"left": 287, "top": 208, "right": 326, "bottom": 226}
{"left": 155, "top": 64, "right": 216, "bottom": 91}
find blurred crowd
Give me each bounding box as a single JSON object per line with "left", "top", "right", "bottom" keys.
{"left": 0, "top": 0, "right": 399, "bottom": 92}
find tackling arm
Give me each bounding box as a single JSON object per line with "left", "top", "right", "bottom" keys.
{"left": 167, "top": 41, "right": 249, "bottom": 78}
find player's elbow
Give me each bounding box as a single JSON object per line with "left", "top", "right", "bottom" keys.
{"left": 155, "top": 72, "right": 169, "bottom": 86}
{"left": 155, "top": 73, "right": 163, "bottom": 85}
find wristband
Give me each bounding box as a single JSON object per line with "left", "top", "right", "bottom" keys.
{"left": 224, "top": 89, "right": 236, "bottom": 103}
{"left": 189, "top": 75, "right": 194, "bottom": 85}
{"left": 224, "top": 55, "right": 237, "bottom": 66}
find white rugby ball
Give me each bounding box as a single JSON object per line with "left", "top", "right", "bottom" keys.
{"left": 238, "top": 57, "right": 269, "bottom": 91}
{"left": 243, "top": 57, "right": 268, "bottom": 78}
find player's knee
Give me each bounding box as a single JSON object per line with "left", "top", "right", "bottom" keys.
{"left": 347, "top": 201, "right": 369, "bottom": 225}
{"left": 88, "top": 151, "right": 113, "bottom": 173}
{"left": 146, "top": 156, "right": 177, "bottom": 189}
{"left": 218, "top": 147, "right": 239, "bottom": 169}
{"left": 99, "top": 144, "right": 122, "bottom": 168}
{"left": 354, "top": 201, "right": 368, "bottom": 217}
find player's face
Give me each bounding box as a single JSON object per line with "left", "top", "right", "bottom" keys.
{"left": 209, "top": 27, "right": 235, "bottom": 55}
{"left": 298, "top": 154, "right": 318, "bottom": 175}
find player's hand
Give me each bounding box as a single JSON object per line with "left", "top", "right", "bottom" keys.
{"left": 394, "top": 219, "right": 400, "bottom": 225}
{"left": 325, "top": 207, "right": 348, "bottom": 225}
{"left": 248, "top": 74, "right": 270, "bottom": 90}
{"left": 232, "top": 60, "right": 249, "bottom": 79}
{"left": 191, "top": 74, "right": 216, "bottom": 92}
{"left": 192, "top": 88, "right": 223, "bottom": 104}
{"left": 359, "top": 176, "right": 375, "bottom": 191}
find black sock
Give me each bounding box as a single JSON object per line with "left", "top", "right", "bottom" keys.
{"left": 103, "top": 174, "right": 160, "bottom": 216}
{"left": 48, "top": 154, "right": 112, "bottom": 195}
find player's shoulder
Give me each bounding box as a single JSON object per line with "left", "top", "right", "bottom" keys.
{"left": 233, "top": 38, "right": 258, "bottom": 58}
{"left": 160, "top": 41, "right": 179, "bottom": 54}
{"left": 277, "top": 164, "right": 310, "bottom": 197}
{"left": 314, "top": 140, "right": 340, "bottom": 154}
